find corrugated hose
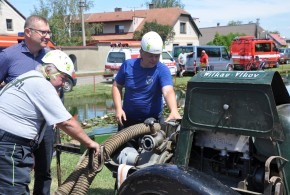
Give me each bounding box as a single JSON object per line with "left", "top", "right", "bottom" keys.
{"left": 55, "top": 122, "right": 161, "bottom": 195}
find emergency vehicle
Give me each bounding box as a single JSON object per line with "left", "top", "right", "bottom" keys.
{"left": 230, "top": 36, "right": 280, "bottom": 70}
{"left": 103, "top": 42, "right": 177, "bottom": 80}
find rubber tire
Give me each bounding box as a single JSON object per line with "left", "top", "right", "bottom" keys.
{"left": 63, "top": 78, "right": 73, "bottom": 92}
{"left": 118, "top": 164, "right": 239, "bottom": 195}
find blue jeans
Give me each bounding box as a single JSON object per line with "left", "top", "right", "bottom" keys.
{"left": 0, "top": 142, "right": 33, "bottom": 195}
{"left": 32, "top": 126, "right": 55, "bottom": 195}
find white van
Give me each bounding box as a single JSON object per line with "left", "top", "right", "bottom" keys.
{"left": 172, "top": 45, "right": 232, "bottom": 74}
{"left": 104, "top": 47, "right": 176, "bottom": 80}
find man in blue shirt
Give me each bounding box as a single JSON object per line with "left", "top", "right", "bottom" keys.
{"left": 112, "top": 31, "right": 181, "bottom": 129}
{"left": 0, "top": 15, "right": 54, "bottom": 195}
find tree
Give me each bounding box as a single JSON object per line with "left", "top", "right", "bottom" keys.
{"left": 32, "top": 0, "right": 100, "bottom": 46}
{"left": 147, "top": 0, "right": 184, "bottom": 8}
{"left": 207, "top": 32, "right": 246, "bottom": 51}
{"left": 269, "top": 30, "right": 280, "bottom": 34}
{"left": 133, "top": 21, "right": 175, "bottom": 44}
{"left": 227, "top": 20, "right": 243, "bottom": 26}
{"left": 134, "top": 1, "right": 182, "bottom": 44}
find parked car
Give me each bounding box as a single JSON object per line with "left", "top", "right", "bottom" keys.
{"left": 279, "top": 48, "right": 290, "bottom": 64}
{"left": 172, "top": 45, "right": 232, "bottom": 74}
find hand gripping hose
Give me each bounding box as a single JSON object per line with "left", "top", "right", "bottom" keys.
{"left": 55, "top": 122, "right": 161, "bottom": 195}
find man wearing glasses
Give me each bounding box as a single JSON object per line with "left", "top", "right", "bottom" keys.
{"left": 0, "top": 15, "right": 54, "bottom": 195}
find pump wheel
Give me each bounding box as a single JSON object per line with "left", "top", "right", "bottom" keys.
{"left": 118, "top": 164, "right": 238, "bottom": 195}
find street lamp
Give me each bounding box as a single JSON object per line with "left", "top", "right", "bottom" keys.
{"left": 79, "top": 0, "right": 86, "bottom": 46}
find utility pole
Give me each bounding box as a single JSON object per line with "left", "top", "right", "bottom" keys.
{"left": 79, "top": 0, "right": 86, "bottom": 46}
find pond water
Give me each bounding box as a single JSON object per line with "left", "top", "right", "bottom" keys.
{"left": 64, "top": 89, "right": 186, "bottom": 122}
{"left": 64, "top": 94, "right": 115, "bottom": 122}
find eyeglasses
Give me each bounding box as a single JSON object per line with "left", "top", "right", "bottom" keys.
{"left": 29, "top": 28, "right": 52, "bottom": 37}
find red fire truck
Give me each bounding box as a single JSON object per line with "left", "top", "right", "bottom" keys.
{"left": 230, "top": 36, "right": 280, "bottom": 70}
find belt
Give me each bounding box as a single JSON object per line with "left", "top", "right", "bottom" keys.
{"left": 0, "top": 129, "right": 34, "bottom": 147}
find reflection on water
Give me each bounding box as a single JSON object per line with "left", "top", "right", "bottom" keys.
{"left": 65, "top": 89, "right": 185, "bottom": 122}
{"left": 64, "top": 94, "right": 115, "bottom": 122}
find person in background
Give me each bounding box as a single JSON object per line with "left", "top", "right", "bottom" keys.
{"left": 0, "top": 15, "right": 55, "bottom": 195}
{"left": 112, "top": 31, "right": 181, "bottom": 131}
{"left": 0, "top": 50, "right": 100, "bottom": 194}
{"left": 200, "top": 50, "right": 209, "bottom": 70}
{"left": 177, "top": 49, "right": 194, "bottom": 77}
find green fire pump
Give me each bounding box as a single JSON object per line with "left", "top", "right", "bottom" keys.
{"left": 56, "top": 71, "right": 290, "bottom": 195}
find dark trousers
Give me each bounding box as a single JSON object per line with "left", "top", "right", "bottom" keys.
{"left": 32, "top": 126, "right": 55, "bottom": 195}
{"left": 0, "top": 142, "right": 33, "bottom": 195}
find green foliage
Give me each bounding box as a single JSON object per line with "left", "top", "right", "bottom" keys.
{"left": 269, "top": 30, "right": 280, "bottom": 34}
{"left": 32, "top": 0, "right": 96, "bottom": 46}
{"left": 147, "top": 0, "right": 185, "bottom": 8}
{"left": 227, "top": 20, "right": 243, "bottom": 26}
{"left": 133, "top": 21, "right": 175, "bottom": 43}
{"left": 207, "top": 32, "right": 246, "bottom": 51}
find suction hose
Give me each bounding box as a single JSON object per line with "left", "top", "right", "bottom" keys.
{"left": 55, "top": 122, "right": 161, "bottom": 195}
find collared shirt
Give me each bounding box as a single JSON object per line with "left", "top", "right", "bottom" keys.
{"left": 0, "top": 41, "right": 47, "bottom": 84}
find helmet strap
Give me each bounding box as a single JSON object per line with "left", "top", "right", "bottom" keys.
{"left": 42, "top": 66, "right": 50, "bottom": 80}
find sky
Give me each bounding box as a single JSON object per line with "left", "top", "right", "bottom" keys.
{"left": 8, "top": 0, "right": 290, "bottom": 38}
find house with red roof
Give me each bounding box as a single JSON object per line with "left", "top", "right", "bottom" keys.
{"left": 79, "top": 6, "right": 202, "bottom": 51}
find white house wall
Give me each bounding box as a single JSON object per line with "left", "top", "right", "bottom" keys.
{"left": 0, "top": 0, "right": 25, "bottom": 35}
{"left": 103, "top": 21, "right": 134, "bottom": 34}
{"left": 172, "top": 16, "right": 199, "bottom": 47}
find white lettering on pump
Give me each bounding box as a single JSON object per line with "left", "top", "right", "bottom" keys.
{"left": 203, "top": 71, "right": 261, "bottom": 79}
{"left": 203, "top": 72, "right": 231, "bottom": 78}
{"left": 235, "top": 72, "right": 260, "bottom": 78}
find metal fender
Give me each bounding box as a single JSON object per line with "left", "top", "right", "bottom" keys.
{"left": 276, "top": 104, "right": 290, "bottom": 193}
{"left": 118, "top": 164, "right": 239, "bottom": 195}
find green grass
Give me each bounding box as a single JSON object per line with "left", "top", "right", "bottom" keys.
{"left": 30, "top": 152, "right": 115, "bottom": 194}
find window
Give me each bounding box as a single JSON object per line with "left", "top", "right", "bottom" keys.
{"left": 197, "top": 48, "right": 220, "bottom": 58}
{"left": 180, "top": 22, "right": 186, "bottom": 34}
{"left": 221, "top": 47, "right": 230, "bottom": 60}
{"left": 115, "top": 25, "right": 124, "bottom": 34}
{"left": 255, "top": 43, "right": 271, "bottom": 52}
{"left": 6, "top": 19, "right": 13, "bottom": 31}
{"left": 108, "top": 52, "right": 126, "bottom": 63}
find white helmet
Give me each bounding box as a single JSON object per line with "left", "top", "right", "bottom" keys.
{"left": 42, "top": 50, "right": 74, "bottom": 77}
{"left": 141, "top": 31, "right": 163, "bottom": 54}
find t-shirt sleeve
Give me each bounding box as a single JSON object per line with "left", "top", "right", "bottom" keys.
{"left": 26, "top": 78, "right": 72, "bottom": 125}
{"left": 115, "top": 62, "right": 126, "bottom": 86}
{"left": 159, "top": 63, "right": 173, "bottom": 87}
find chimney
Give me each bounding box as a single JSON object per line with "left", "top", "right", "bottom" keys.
{"left": 115, "top": 7, "right": 122, "bottom": 12}
{"left": 149, "top": 4, "right": 155, "bottom": 9}
{"left": 217, "top": 23, "right": 220, "bottom": 27}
